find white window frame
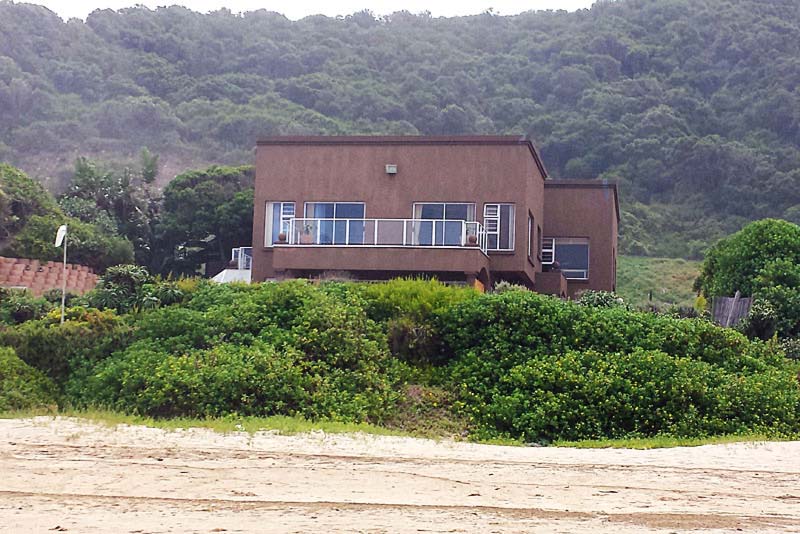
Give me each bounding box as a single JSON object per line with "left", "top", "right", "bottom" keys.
{"left": 302, "top": 201, "right": 367, "bottom": 245}
{"left": 412, "top": 202, "right": 476, "bottom": 221}
{"left": 411, "top": 202, "right": 476, "bottom": 247}
{"left": 484, "top": 203, "right": 515, "bottom": 252}
{"left": 527, "top": 213, "right": 534, "bottom": 259}
{"left": 542, "top": 237, "right": 589, "bottom": 280}
{"left": 303, "top": 201, "right": 366, "bottom": 219}
{"left": 265, "top": 201, "right": 295, "bottom": 247}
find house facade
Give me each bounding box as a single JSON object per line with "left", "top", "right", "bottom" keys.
{"left": 251, "top": 135, "right": 618, "bottom": 296}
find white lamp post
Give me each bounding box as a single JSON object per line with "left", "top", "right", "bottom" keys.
{"left": 55, "top": 224, "right": 67, "bottom": 324}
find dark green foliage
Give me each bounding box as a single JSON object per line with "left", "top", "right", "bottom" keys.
{"left": 74, "top": 281, "right": 400, "bottom": 421}
{"left": 2, "top": 1, "right": 800, "bottom": 256}
{"left": 0, "top": 164, "right": 135, "bottom": 270}
{"left": 0, "top": 288, "right": 52, "bottom": 325}
{"left": 356, "top": 279, "right": 477, "bottom": 365}
{"left": 0, "top": 307, "right": 133, "bottom": 386}
{"left": 440, "top": 290, "right": 799, "bottom": 441}
{"left": 86, "top": 264, "right": 154, "bottom": 313}
{"left": 0, "top": 346, "right": 58, "bottom": 411}
{"left": 697, "top": 219, "right": 800, "bottom": 297}
{"left": 61, "top": 157, "right": 157, "bottom": 266}
{"left": 6, "top": 214, "right": 134, "bottom": 270}
{"left": 0, "top": 163, "right": 60, "bottom": 240}
{"left": 155, "top": 165, "right": 254, "bottom": 274}
{"left": 2, "top": 279, "right": 797, "bottom": 442}
{"left": 738, "top": 299, "right": 778, "bottom": 341}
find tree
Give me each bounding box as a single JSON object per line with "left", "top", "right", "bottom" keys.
{"left": 152, "top": 165, "right": 254, "bottom": 274}
{"left": 696, "top": 219, "right": 800, "bottom": 298}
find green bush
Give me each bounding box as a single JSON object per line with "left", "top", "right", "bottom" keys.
{"left": 0, "top": 288, "right": 52, "bottom": 325}
{"left": 74, "top": 281, "right": 401, "bottom": 421}
{"left": 355, "top": 279, "right": 477, "bottom": 365}
{"left": 462, "top": 348, "right": 799, "bottom": 442}
{"left": 0, "top": 346, "right": 58, "bottom": 411}
{"left": 441, "top": 290, "right": 799, "bottom": 441}
{"left": 357, "top": 278, "right": 476, "bottom": 323}
{"left": 0, "top": 307, "right": 132, "bottom": 386}
{"left": 697, "top": 219, "right": 800, "bottom": 298}
{"left": 6, "top": 214, "right": 134, "bottom": 271}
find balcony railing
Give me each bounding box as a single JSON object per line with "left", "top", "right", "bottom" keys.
{"left": 281, "top": 218, "right": 487, "bottom": 253}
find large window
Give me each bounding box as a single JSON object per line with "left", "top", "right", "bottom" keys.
{"left": 484, "top": 204, "right": 515, "bottom": 251}
{"left": 542, "top": 237, "right": 589, "bottom": 280}
{"left": 265, "top": 201, "right": 295, "bottom": 246}
{"left": 413, "top": 203, "right": 476, "bottom": 246}
{"left": 305, "top": 202, "right": 365, "bottom": 244}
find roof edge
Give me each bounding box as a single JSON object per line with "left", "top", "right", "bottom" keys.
{"left": 256, "top": 135, "right": 549, "bottom": 180}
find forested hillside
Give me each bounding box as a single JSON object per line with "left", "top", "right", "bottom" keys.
{"left": 1, "top": 0, "right": 799, "bottom": 257}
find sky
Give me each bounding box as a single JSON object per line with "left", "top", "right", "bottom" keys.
{"left": 34, "top": 0, "right": 597, "bottom": 21}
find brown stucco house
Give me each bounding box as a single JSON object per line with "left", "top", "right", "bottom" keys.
{"left": 251, "top": 135, "right": 618, "bottom": 297}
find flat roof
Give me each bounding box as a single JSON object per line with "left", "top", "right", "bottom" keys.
{"left": 256, "top": 135, "right": 548, "bottom": 179}
{"left": 545, "top": 179, "right": 620, "bottom": 222}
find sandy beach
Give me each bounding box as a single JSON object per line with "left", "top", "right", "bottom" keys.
{"left": 1, "top": 417, "right": 798, "bottom": 533}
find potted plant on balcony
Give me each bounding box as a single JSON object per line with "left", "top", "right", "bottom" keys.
{"left": 299, "top": 223, "right": 315, "bottom": 244}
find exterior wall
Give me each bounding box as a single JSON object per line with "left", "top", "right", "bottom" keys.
{"left": 252, "top": 136, "right": 546, "bottom": 285}
{"left": 535, "top": 271, "right": 568, "bottom": 298}
{"left": 542, "top": 181, "right": 619, "bottom": 298}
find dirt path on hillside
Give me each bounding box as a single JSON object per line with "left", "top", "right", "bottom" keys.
{"left": 1, "top": 418, "right": 799, "bottom": 533}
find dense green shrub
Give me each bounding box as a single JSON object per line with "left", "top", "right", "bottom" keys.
{"left": 353, "top": 279, "right": 477, "bottom": 365}
{"left": 466, "top": 348, "right": 799, "bottom": 442}
{"left": 357, "top": 278, "right": 476, "bottom": 323}
{"left": 73, "top": 281, "right": 401, "bottom": 421}
{"left": 0, "top": 288, "right": 52, "bottom": 325}
{"left": 0, "top": 346, "right": 58, "bottom": 411}
{"left": 441, "top": 290, "right": 800, "bottom": 441}
{"left": 0, "top": 307, "right": 132, "bottom": 385}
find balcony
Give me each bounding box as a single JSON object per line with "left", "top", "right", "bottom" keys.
{"left": 272, "top": 218, "right": 490, "bottom": 278}
{"left": 281, "top": 218, "right": 488, "bottom": 254}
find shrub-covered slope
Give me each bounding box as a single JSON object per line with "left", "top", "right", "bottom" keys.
{"left": 1, "top": 279, "right": 797, "bottom": 442}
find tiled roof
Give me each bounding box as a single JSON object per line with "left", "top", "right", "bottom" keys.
{"left": 0, "top": 256, "right": 98, "bottom": 296}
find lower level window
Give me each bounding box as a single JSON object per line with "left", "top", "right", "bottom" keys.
{"left": 543, "top": 237, "right": 589, "bottom": 280}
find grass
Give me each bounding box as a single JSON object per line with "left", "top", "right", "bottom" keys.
{"left": 617, "top": 254, "right": 701, "bottom": 309}
{"left": 554, "top": 433, "right": 789, "bottom": 449}
{"left": 0, "top": 408, "right": 412, "bottom": 437}
{"left": 2, "top": 409, "right": 793, "bottom": 449}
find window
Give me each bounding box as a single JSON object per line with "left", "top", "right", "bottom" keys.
{"left": 542, "top": 237, "right": 589, "bottom": 280}
{"left": 527, "top": 214, "right": 534, "bottom": 259}
{"left": 413, "top": 203, "right": 476, "bottom": 246}
{"left": 304, "top": 202, "right": 365, "bottom": 244}
{"left": 484, "top": 204, "right": 515, "bottom": 251}
{"left": 265, "top": 201, "right": 295, "bottom": 246}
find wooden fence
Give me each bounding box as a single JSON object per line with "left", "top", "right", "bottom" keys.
{"left": 712, "top": 292, "right": 752, "bottom": 327}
